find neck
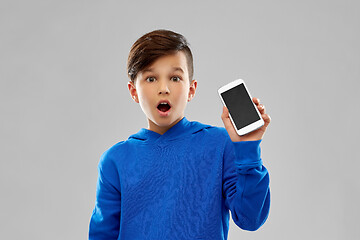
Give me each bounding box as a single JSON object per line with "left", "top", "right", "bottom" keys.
{"left": 147, "top": 117, "right": 184, "bottom": 135}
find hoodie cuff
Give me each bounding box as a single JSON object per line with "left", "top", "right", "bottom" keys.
{"left": 232, "top": 140, "right": 262, "bottom": 168}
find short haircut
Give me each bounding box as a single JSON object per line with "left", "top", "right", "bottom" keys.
{"left": 127, "top": 29, "right": 194, "bottom": 83}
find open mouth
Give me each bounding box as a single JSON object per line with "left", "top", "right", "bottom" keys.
{"left": 157, "top": 102, "right": 171, "bottom": 112}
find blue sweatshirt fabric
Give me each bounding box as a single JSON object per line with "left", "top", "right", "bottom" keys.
{"left": 89, "top": 117, "right": 270, "bottom": 240}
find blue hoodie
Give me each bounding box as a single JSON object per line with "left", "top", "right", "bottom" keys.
{"left": 89, "top": 117, "right": 270, "bottom": 240}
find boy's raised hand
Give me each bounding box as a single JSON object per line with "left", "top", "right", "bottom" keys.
{"left": 221, "top": 97, "right": 271, "bottom": 142}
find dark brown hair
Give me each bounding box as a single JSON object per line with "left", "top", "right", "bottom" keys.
{"left": 127, "top": 29, "right": 194, "bottom": 83}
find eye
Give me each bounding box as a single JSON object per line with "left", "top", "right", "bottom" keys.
{"left": 146, "top": 77, "right": 156, "bottom": 82}
{"left": 171, "top": 76, "right": 181, "bottom": 82}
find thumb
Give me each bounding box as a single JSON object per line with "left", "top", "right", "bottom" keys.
{"left": 221, "top": 106, "right": 230, "bottom": 120}
{"left": 221, "top": 106, "right": 226, "bottom": 117}
{"left": 221, "top": 106, "right": 234, "bottom": 130}
{"left": 221, "top": 106, "right": 242, "bottom": 141}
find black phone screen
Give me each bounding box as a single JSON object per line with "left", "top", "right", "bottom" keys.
{"left": 220, "top": 83, "right": 260, "bottom": 130}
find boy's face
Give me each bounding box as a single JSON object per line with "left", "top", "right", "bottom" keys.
{"left": 128, "top": 51, "right": 197, "bottom": 135}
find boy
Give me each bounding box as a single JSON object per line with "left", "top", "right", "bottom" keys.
{"left": 89, "top": 29, "right": 271, "bottom": 240}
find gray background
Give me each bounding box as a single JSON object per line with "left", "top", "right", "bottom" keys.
{"left": 1, "top": 0, "right": 359, "bottom": 239}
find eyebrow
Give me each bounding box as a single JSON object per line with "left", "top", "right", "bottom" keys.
{"left": 171, "top": 67, "right": 184, "bottom": 73}
{"left": 142, "top": 67, "right": 184, "bottom": 74}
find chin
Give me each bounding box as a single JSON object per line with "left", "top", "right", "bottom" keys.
{"left": 151, "top": 116, "right": 178, "bottom": 125}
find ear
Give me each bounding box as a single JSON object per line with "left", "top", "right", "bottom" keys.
{"left": 128, "top": 81, "right": 139, "bottom": 103}
{"left": 187, "top": 79, "right": 197, "bottom": 102}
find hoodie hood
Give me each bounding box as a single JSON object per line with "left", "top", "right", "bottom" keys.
{"left": 128, "top": 117, "right": 212, "bottom": 144}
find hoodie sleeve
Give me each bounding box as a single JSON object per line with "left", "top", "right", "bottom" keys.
{"left": 222, "top": 135, "right": 270, "bottom": 231}
{"left": 89, "top": 150, "right": 121, "bottom": 240}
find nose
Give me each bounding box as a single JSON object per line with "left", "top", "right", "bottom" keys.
{"left": 158, "top": 79, "right": 170, "bottom": 95}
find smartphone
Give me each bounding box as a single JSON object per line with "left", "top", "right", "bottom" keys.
{"left": 218, "top": 79, "right": 264, "bottom": 136}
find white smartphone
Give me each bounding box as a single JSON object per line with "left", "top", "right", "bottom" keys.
{"left": 218, "top": 79, "right": 264, "bottom": 136}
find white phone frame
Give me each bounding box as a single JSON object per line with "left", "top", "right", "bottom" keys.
{"left": 218, "top": 79, "right": 264, "bottom": 136}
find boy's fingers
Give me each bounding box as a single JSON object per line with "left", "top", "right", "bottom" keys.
{"left": 258, "top": 104, "right": 265, "bottom": 114}
{"left": 263, "top": 113, "right": 271, "bottom": 122}
{"left": 253, "top": 97, "right": 260, "bottom": 106}
{"left": 262, "top": 113, "right": 271, "bottom": 127}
